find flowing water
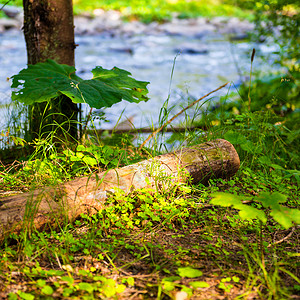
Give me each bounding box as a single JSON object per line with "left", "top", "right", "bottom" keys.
{"left": 0, "top": 29, "right": 276, "bottom": 142}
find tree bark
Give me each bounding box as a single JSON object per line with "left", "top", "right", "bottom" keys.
{"left": 23, "top": 0, "right": 78, "bottom": 141}
{"left": 0, "top": 139, "right": 240, "bottom": 240}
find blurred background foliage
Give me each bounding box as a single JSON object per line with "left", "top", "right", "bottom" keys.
{"left": 2, "top": 0, "right": 253, "bottom": 21}
{"left": 239, "top": 0, "right": 299, "bottom": 131}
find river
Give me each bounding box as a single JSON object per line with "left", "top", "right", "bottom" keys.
{"left": 0, "top": 24, "right": 277, "bottom": 142}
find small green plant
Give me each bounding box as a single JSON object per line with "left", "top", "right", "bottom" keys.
{"left": 10, "top": 59, "right": 149, "bottom": 144}
{"left": 157, "top": 267, "right": 210, "bottom": 298}
{"left": 210, "top": 191, "right": 300, "bottom": 297}
{"left": 6, "top": 261, "right": 128, "bottom": 299}
{"left": 210, "top": 192, "right": 300, "bottom": 230}
{"left": 58, "top": 144, "right": 125, "bottom": 173}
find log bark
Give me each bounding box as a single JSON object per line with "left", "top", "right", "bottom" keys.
{"left": 0, "top": 139, "right": 240, "bottom": 240}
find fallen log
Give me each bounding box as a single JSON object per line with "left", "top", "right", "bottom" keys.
{"left": 0, "top": 139, "right": 240, "bottom": 240}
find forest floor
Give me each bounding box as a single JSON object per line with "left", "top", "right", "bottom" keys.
{"left": 0, "top": 139, "right": 299, "bottom": 299}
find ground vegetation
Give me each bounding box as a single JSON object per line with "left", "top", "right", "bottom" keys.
{"left": 0, "top": 0, "right": 299, "bottom": 299}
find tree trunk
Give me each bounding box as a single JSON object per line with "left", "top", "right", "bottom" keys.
{"left": 23, "top": 0, "right": 78, "bottom": 141}
{"left": 0, "top": 139, "right": 240, "bottom": 240}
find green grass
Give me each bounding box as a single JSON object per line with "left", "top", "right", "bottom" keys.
{"left": 0, "top": 174, "right": 299, "bottom": 299}
{"left": 3, "top": 0, "right": 252, "bottom": 22}
{"left": 72, "top": 0, "right": 251, "bottom": 22}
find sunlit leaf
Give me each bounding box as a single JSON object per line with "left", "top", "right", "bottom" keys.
{"left": 189, "top": 281, "right": 210, "bottom": 288}
{"left": 61, "top": 276, "right": 74, "bottom": 285}
{"left": 41, "top": 285, "right": 54, "bottom": 295}
{"left": 17, "top": 291, "right": 34, "bottom": 300}
{"left": 178, "top": 267, "right": 203, "bottom": 278}
{"left": 77, "top": 145, "right": 86, "bottom": 152}
{"left": 126, "top": 277, "right": 135, "bottom": 286}
{"left": 271, "top": 207, "right": 300, "bottom": 229}
{"left": 258, "top": 192, "right": 288, "bottom": 209}
{"left": 36, "top": 279, "right": 46, "bottom": 287}
{"left": 115, "top": 284, "right": 126, "bottom": 293}
{"left": 211, "top": 193, "right": 267, "bottom": 223}
{"left": 7, "top": 293, "right": 18, "bottom": 300}
{"left": 75, "top": 152, "right": 84, "bottom": 159}
{"left": 78, "top": 282, "right": 94, "bottom": 293}
{"left": 163, "top": 281, "right": 176, "bottom": 292}
{"left": 210, "top": 192, "right": 241, "bottom": 207}
{"left": 82, "top": 156, "right": 98, "bottom": 166}
{"left": 238, "top": 206, "right": 267, "bottom": 223}
{"left": 46, "top": 270, "right": 65, "bottom": 276}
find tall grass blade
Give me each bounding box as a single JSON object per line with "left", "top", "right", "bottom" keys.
{"left": 139, "top": 82, "right": 229, "bottom": 150}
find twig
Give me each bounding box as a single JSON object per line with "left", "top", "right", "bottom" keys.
{"left": 0, "top": 0, "right": 12, "bottom": 11}
{"left": 55, "top": 252, "right": 63, "bottom": 270}
{"left": 267, "top": 226, "right": 297, "bottom": 248}
{"left": 138, "top": 82, "right": 229, "bottom": 150}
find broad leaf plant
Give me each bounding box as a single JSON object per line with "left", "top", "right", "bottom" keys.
{"left": 11, "top": 59, "right": 149, "bottom": 109}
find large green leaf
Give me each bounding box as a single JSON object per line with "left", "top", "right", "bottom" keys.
{"left": 211, "top": 192, "right": 300, "bottom": 229}
{"left": 270, "top": 207, "right": 300, "bottom": 229}
{"left": 11, "top": 59, "right": 149, "bottom": 109}
{"left": 11, "top": 59, "right": 79, "bottom": 104}
{"left": 211, "top": 193, "right": 267, "bottom": 223}
{"left": 257, "top": 192, "right": 300, "bottom": 229}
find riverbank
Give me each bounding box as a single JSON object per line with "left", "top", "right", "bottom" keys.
{"left": 0, "top": 5, "right": 254, "bottom": 39}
